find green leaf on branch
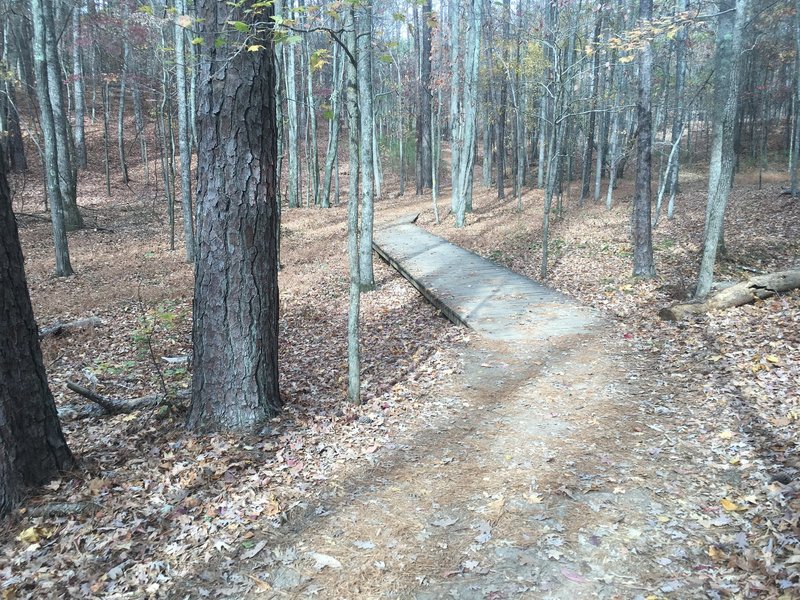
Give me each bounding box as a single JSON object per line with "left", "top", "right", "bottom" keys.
{"left": 310, "top": 48, "right": 330, "bottom": 72}
{"left": 228, "top": 20, "right": 250, "bottom": 33}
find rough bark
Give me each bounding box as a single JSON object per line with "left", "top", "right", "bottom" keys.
{"left": 0, "top": 147, "right": 73, "bottom": 515}
{"left": 661, "top": 270, "right": 800, "bottom": 320}
{"left": 189, "top": 0, "right": 281, "bottom": 431}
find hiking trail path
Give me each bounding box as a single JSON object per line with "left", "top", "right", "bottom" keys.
{"left": 228, "top": 219, "right": 742, "bottom": 599}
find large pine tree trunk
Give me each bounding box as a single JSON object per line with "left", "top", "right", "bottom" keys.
{"left": 0, "top": 148, "right": 73, "bottom": 515}
{"left": 632, "top": 0, "right": 655, "bottom": 278}
{"left": 189, "top": 0, "right": 281, "bottom": 431}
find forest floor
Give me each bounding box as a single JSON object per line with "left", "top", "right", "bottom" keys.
{"left": 2, "top": 147, "right": 800, "bottom": 599}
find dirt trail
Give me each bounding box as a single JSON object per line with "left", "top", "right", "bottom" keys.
{"left": 226, "top": 322, "right": 698, "bottom": 599}
{"left": 205, "top": 228, "right": 721, "bottom": 599}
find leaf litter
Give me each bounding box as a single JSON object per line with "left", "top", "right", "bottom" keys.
{"left": 2, "top": 140, "right": 799, "bottom": 598}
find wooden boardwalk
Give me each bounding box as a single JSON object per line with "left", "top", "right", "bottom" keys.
{"left": 373, "top": 217, "right": 600, "bottom": 342}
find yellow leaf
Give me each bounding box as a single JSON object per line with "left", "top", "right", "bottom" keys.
{"left": 718, "top": 430, "right": 734, "bottom": 440}
{"left": 17, "top": 527, "right": 42, "bottom": 544}
{"left": 248, "top": 45, "right": 265, "bottom": 52}
{"left": 721, "top": 498, "right": 739, "bottom": 511}
{"left": 525, "top": 493, "right": 543, "bottom": 504}
{"left": 16, "top": 526, "right": 55, "bottom": 544}
{"left": 766, "top": 354, "right": 780, "bottom": 364}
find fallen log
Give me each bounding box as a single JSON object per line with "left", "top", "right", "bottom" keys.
{"left": 39, "top": 317, "right": 103, "bottom": 339}
{"left": 659, "top": 269, "right": 800, "bottom": 321}
{"left": 60, "top": 382, "right": 165, "bottom": 421}
{"left": 26, "top": 501, "right": 101, "bottom": 518}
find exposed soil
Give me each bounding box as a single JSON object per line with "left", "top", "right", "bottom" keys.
{"left": 2, "top": 133, "right": 799, "bottom": 599}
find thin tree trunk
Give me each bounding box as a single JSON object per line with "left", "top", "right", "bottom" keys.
{"left": 449, "top": 0, "right": 462, "bottom": 212}
{"left": 42, "top": 0, "right": 82, "bottom": 231}
{"left": 537, "top": 98, "right": 546, "bottom": 189}
{"left": 667, "top": 0, "right": 688, "bottom": 219}
{"left": 454, "top": 0, "right": 482, "bottom": 227}
{"left": 174, "top": 0, "right": 194, "bottom": 262}
{"left": 102, "top": 81, "right": 111, "bottom": 197}
{"left": 581, "top": 17, "right": 602, "bottom": 203}
{"left": 357, "top": 4, "right": 375, "bottom": 290}
{"left": 322, "top": 41, "right": 343, "bottom": 208}
{"left": 72, "top": 5, "right": 87, "bottom": 169}
{"left": 345, "top": 7, "right": 361, "bottom": 404}
{"left": 695, "top": 0, "right": 748, "bottom": 297}
{"left": 31, "top": 0, "right": 73, "bottom": 276}
{"left": 117, "top": 41, "right": 130, "bottom": 185}
{"left": 632, "top": 0, "right": 655, "bottom": 278}
{"left": 416, "top": 0, "right": 433, "bottom": 193}
{"left": 302, "top": 12, "right": 319, "bottom": 206}
{"left": 133, "top": 83, "right": 149, "bottom": 185}
{"left": 606, "top": 95, "right": 621, "bottom": 210}
{"left": 285, "top": 13, "right": 300, "bottom": 208}
{"left": 792, "top": 0, "right": 800, "bottom": 197}
{"left": 495, "top": 0, "right": 509, "bottom": 200}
